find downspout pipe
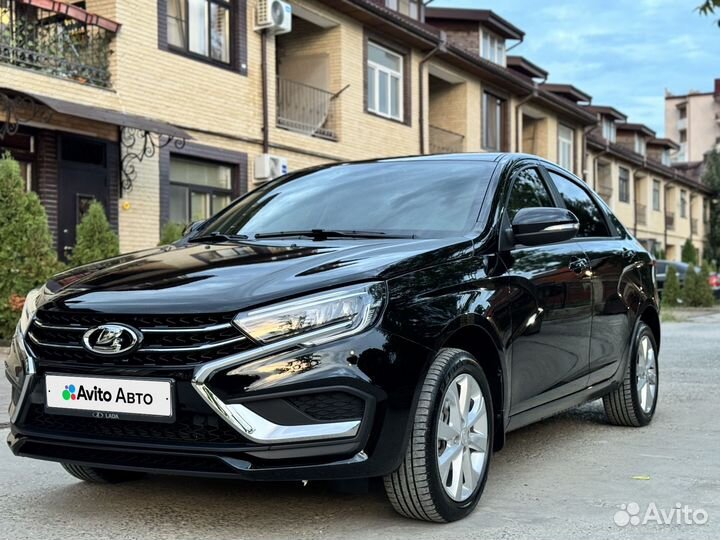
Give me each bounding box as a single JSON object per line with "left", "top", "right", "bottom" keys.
{"left": 514, "top": 79, "right": 541, "bottom": 153}
{"left": 261, "top": 29, "right": 270, "bottom": 154}
{"left": 419, "top": 31, "right": 447, "bottom": 154}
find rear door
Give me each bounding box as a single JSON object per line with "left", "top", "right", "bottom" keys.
{"left": 543, "top": 166, "right": 637, "bottom": 385}
{"left": 503, "top": 164, "right": 593, "bottom": 415}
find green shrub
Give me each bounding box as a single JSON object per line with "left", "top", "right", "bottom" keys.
{"left": 662, "top": 265, "right": 681, "bottom": 308}
{"left": 680, "top": 265, "right": 714, "bottom": 307}
{"left": 681, "top": 239, "right": 698, "bottom": 265}
{"left": 158, "top": 221, "right": 185, "bottom": 245}
{"left": 682, "top": 266, "right": 699, "bottom": 306}
{"left": 0, "top": 153, "right": 61, "bottom": 339}
{"left": 69, "top": 200, "right": 119, "bottom": 267}
{"left": 653, "top": 246, "right": 666, "bottom": 260}
{"left": 697, "top": 262, "right": 716, "bottom": 307}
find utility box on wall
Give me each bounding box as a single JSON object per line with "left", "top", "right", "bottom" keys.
{"left": 254, "top": 153, "right": 289, "bottom": 184}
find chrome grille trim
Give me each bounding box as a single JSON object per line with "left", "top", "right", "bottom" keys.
{"left": 27, "top": 332, "right": 83, "bottom": 350}
{"left": 139, "top": 322, "right": 233, "bottom": 333}
{"left": 140, "top": 335, "right": 248, "bottom": 353}
{"left": 33, "top": 319, "right": 88, "bottom": 331}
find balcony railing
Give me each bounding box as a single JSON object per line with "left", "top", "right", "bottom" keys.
{"left": 636, "top": 203, "right": 647, "bottom": 226}
{"left": 666, "top": 211, "right": 675, "bottom": 230}
{"left": 597, "top": 184, "right": 613, "bottom": 203}
{"left": 0, "top": 0, "right": 116, "bottom": 88}
{"left": 429, "top": 125, "right": 465, "bottom": 154}
{"left": 691, "top": 218, "right": 698, "bottom": 235}
{"left": 276, "top": 77, "right": 338, "bottom": 141}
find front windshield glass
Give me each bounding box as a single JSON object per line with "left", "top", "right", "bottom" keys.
{"left": 201, "top": 160, "right": 496, "bottom": 238}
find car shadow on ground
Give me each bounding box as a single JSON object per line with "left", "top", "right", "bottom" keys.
{"left": 32, "top": 400, "right": 619, "bottom": 533}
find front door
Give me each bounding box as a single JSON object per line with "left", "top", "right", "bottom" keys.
{"left": 503, "top": 165, "right": 593, "bottom": 415}
{"left": 57, "top": 135, "right": 113, "bottom": 260}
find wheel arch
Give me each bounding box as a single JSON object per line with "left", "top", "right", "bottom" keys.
{"left": 639, "top": 303, "right": 661, "bottom": 351}
{"left": 440, "top": 321, "right": 507, "bottom": 451}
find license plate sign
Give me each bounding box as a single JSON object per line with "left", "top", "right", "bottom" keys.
{"left": 45, "top": 374, "right": 173, "bottom": 420}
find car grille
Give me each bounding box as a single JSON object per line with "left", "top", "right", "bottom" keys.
{"left": 26, "top": 310, "right": 256, "bottom": 367}
{"left": 286, "top": 392, "right": 365, "bottom": 421}
{"left": 23, "top": 404, "right": 250, "bottom": 445}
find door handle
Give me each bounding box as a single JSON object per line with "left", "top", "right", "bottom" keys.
{"left": 569, "top": 256, "right": 590, "bottom": 274}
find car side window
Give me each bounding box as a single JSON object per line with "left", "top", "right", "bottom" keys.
{"left": 507, "top": 168, "right": 555, "bottom": 221}
{"left": 547, "top": 171, "right": 611, "bottom": 237}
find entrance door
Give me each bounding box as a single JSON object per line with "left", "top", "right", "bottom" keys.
{"left": 57, "top": 135, "right": 113, "bottom": 260}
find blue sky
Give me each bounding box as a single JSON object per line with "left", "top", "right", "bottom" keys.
{"left": 433, "top": 0, "right": 719, "bottom": 135}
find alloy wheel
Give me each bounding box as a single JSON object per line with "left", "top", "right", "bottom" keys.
{"left": 636, "top": 335, "right": 658, "bottom": 414}
{"left": 436, "top": 373, "right": 489, "bottom": 502}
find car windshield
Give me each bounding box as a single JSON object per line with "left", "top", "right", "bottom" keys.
{"left": 200, "top": 160, "right": 496, "bottom": 239}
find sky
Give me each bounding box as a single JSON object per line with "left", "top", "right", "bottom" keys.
{"left": 433, "top": 0, "right": 719, "bottom": 135}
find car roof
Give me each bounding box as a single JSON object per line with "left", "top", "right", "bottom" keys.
{"left": 375, "top": 152, "right": 542, "bottom": 164}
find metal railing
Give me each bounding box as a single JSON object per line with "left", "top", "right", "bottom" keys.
{"left": 636, "top": 202, "right": 647, "bottom": 226}
{"left": 691, "top": 218, "right": 698, "bottom": 235}
{"left": 666, "top": 211, "right": 675, "bottom": 230}
{"left": 0, "top": 0, "right": 115, "bottom": 87}
{"left": 429, "top": 125, "right": 465, "bottom": 154}
{"left": 276, "top": 77, "right": 338, "bottom": 140}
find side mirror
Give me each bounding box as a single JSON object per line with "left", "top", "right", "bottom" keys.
{"left": 511, "top": 207, "right": 579, "bottom": 247}
{"left": 183, "top": 219, "right": 206, "bottom": 237}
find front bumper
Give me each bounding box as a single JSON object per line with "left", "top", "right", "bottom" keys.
{"left": 7, "top": 326, "right": 434, "bottom": 480}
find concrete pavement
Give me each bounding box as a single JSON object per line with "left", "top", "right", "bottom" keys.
{"left": 1, "top": 314, "right": 719, "bottom": 539}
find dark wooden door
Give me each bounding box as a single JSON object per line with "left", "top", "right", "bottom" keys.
{"left": 57, "top": 135, "right": 113, "bottom": 261}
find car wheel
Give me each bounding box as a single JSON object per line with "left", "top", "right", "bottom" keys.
{"left": 61, "top": 463, "right": 146, "bottom": 484}
{"left": 383, "top": 348, "right": 493, "bottom": 522}
{"left": 603, "top": 322, "right": 659, "bottom": 427}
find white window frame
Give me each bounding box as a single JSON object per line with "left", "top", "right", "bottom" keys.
{"left": 634, "top": 134, "right": 646, "bottom": 156}
{"left": 480, "top": 30, "right": 505, "bottom": 66}
{"left": 482, "top": 91, "right": 504, "bottom": 151}
{"left": 661, "top": 149, "right": 671, "bottom": 166}
{"left": 558, "top": 124, "right": 574, "bottom": 171}
{"left": 652, "top": 179, "right": 661, "bottom": 212}
{"left": 367, "top": 42, "right": 404, "bottom": 121}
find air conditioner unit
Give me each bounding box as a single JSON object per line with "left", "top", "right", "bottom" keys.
{"left": 256, "top": 0, "right": 292, "bottom": 35}
{"left": 254, "top": 153, "right": 288, "bottom": 183}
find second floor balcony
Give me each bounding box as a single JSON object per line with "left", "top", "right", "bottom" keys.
{"left": 276, "top": 77, "right": 339, "bottom": 141}
{"left": 0, "top": 0, "right": 119, "bottom": 88}
{"left": 429, "top": 125, "right": 465, "bottom": 154}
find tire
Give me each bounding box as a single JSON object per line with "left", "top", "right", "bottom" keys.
{"left": 383, "top": 348, "right": 494, "bottom": 522}
{"left": 61, "top": 463, "right": 146, "bottom": 484}
{"left": 603, "top": 322, "right": 659, "bottom": 427}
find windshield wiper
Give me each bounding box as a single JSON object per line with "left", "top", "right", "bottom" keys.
{"left": 187, "top": 232, "right": 249, "bottom": 243}
{"left": 253, "top": 229, "right": 415, "bottom": 240}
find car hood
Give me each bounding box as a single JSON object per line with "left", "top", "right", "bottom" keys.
{"left": 42, "top": 237, "right": 472, "bottom": 314}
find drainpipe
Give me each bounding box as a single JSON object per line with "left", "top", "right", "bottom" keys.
{"left": 419, "top": 31, "right": 447, "bottom": 154}
{"left": 581, "top": 124, "right": 594, "bottom": 183}
{"left": 514, "top": 82, "right": 539, "bottom": 153}
{"left": 261, "top": 29, "right": 270, "bottom": 154}
{"left": 664, "top": 180, "right": 673, "bottom": 254}
{"left": 592, "top": 142, "right": 610, "bottom": 192}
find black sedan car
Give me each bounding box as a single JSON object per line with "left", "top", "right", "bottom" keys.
{"left": 6, "top": 154, "right": 660, "bottom": 522}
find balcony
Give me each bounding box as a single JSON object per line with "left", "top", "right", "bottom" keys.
{"left": 429, "top": 125, "right": 465, "bottom": 154}
{"left": 666, "top": 212, "right": 675, "bottom": 230}
{"left": 0, "top": 0, "right": 117, "bottom": 88}
{"left": 276, "top": 77, "right": 338, "bottom": 141}
{"left": 636, "top": 203, "right": 647, "bottom": 226}
{"left": 692, "top": 218, "right": 698, "bottom": 235}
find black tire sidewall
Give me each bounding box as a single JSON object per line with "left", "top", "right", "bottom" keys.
{"left": 426, "top": 352, "right": 494, "bottom": 521}
{"left": 628, "top": 323, "right": 659, "bottom": 425}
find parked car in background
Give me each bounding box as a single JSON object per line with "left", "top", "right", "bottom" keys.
{"left": 6, "top": 153, "right": 660, "bottom": 522}
{"left": 656, "top": 260, "right": 692, "bottom": 298}
{"left": 710, "top": 272, "right": 720, "bottom": 300}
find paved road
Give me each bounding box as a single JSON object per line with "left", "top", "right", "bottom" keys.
{"left": 1, "top": 315, "right": 719, "bottom": 539}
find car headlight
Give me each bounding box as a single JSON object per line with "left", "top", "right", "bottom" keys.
{"left": 17, "top": 287, "right": 42, "bottom": 336}
{"left": 233, "top": 282, "right": 386, "bottom": 345}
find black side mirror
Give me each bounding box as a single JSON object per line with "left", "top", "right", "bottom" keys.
{"left": 183, "top": 220, "right": 206, "bottom": 237}
{"left": 511, "top": 207, "right": 579, "bottom": 247}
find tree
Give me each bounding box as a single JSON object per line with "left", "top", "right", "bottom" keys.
{"left": 0, "top": 153, "right": 61, "bottom": 339}
{"left": 682, "top": 265, "right": 700, "bottom": 306}
{"left": 703, "top": 150, "right": 720, "bottom": 270}
{"left": 70, "top": 200, "right": 119, "bottom": 267}
{"left": 698, "top": 0, "right": 720, "bottom": 26}
{"left": 698, "top": 261, "right": 717, "bottom": 306}
{"left": 158, "top": 221, "right": 185, "bottom": 245}
{"left": 662, "top": 265, "right": 681, "bottom": 308}
{"left": 681, "top": 239, "right": 698, "bottom": 265}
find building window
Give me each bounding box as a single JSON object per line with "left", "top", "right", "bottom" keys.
{"left": 680, "top": 189, "right": 687, "bottom": 218}
{"left": 558, "top": 124, "right": 574, "bottom": 171}
{"left": 601, "top": 117, "right": 616, "bottom": 142}
{"left": 384, "top": 0, "right": 420, "bottom": 19}
{"left": 678, "top": 105, "right": 687, "bottom": 119}
{"left": 634, "top": 135, "right": 646, "bottom": 156}
{"left": 169, "top": 157, "right": 233, "bottom": 224}
{"left": 661, "top": 150, "right": 671, "bottom": 166}
{"left": 679, "top": 129, "right": 687, "bottom": 143}
{"left": 481, "top": 30, "right": 505, "bottom": 65}
{"left": 483, "top": 92, "right": 504, "bottom": 151}
{"left": 367, "top": 42, "right": 403, "bottom": 121}
{"left": 652, "top": 180, "right": 661, "bottom": 211}
{"left": 619, "top": 167, "right": 630, "bottom": 203}
{"left": 166, "top": 0, "right": 232, "bottom": 64}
